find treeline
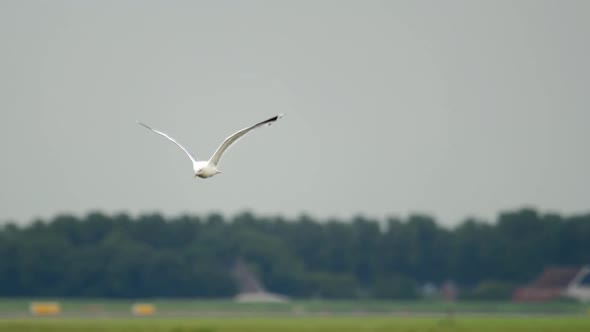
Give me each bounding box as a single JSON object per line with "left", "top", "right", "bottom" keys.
{"left": 0, "top": 208, "right": 589, "bottom": 299}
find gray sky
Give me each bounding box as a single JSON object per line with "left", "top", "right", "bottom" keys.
{"left": 1, "top": 0, "right": 589, "bottom": 226}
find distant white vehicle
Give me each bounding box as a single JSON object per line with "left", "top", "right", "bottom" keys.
{"left": 565, "top": 265, "right": 590, "bottom": 303}
{"left": 138, "top": 114, "right": 283, "bottom": 179}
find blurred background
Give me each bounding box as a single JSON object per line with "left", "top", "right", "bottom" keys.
{"left": 0, "top": 0, "right": 589, "bottom": 321}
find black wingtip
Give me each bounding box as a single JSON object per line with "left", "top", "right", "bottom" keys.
{"left": 265, "top": 114, "right": 284, "bottom": 124}
{"left": 137, "top": 121, "right": 151, "bottom": 130}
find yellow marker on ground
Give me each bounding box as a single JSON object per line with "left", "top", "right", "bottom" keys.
{"left": 132, "top": 303, "right": 156, "bottom": 316}
{"left": 29, "top": 302, "right": 61, "bottom": 316}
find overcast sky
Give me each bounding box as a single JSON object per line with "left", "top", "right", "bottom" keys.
{"left": 1, "top": 0, "right": 588, "bottom": 226}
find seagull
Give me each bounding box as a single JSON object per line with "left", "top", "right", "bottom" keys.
{"left": 137, "top": 114, "right": 283, "bottom": 179}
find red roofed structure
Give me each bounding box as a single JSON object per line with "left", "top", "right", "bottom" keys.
{"left": 512, "top": 265, "right": 590, "bottom": 302}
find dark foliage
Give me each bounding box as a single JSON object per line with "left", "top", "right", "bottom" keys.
{"left": 0, "top": 208, "right": 589, "bottom": 298}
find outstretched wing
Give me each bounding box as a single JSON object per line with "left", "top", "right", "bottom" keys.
{"left": 208, "top": 114, "right": 283, "bottom": 166}
{"left": 137, "top": 121, "right": 199, "bottom": 164}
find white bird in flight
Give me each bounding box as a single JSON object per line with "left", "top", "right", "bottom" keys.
{"left": 137, "top": 114, "right": 283, "bottom": 179}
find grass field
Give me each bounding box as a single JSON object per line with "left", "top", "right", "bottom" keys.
{"left": 1, "top": 316, "right": 590, "bottom": 332}
{"left": 1, "top": 299, "right": 589, "bottom": 331}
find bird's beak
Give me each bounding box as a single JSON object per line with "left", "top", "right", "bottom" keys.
{"left": 194, "top": 174, "right": 198, "bottom": 178}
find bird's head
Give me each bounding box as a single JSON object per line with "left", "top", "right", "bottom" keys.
{"left": 194, "top": 168, "right": 204, "bottom": 178}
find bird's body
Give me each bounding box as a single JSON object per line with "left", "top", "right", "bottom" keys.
{"left": 193, "top": 161, "right": 220, "bottom": 179}
{"left": 138, "top": 114, "right": 283, "bottom": 179}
